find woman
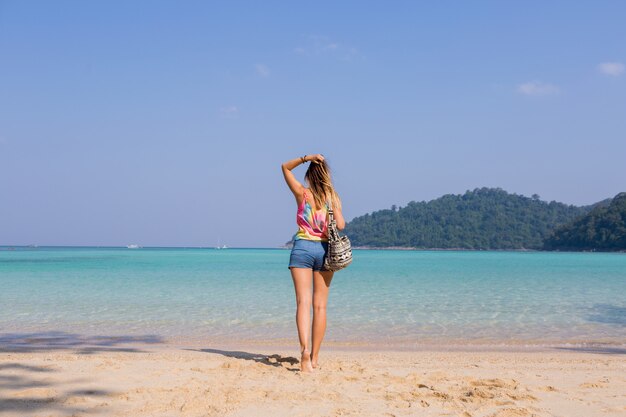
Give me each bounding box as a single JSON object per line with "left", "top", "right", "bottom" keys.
{"left": 281, "top": 154, "right": 346, "bottom": 373}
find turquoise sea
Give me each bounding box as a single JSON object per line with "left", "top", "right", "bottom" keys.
{"left": 1, "top": 247, "right": 625, "bottom": 348}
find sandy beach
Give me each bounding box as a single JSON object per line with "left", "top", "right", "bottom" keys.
{"left": 1, "top": 341, "right": 625, "bottom": 417}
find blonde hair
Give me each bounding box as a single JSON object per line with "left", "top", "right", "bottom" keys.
{"left": 304, "top": 160, "right": 342, "bottom": 211}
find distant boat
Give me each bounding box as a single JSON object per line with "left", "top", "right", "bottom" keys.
{"left": 126, "top": 244, "right": 141, "bottom": 249}
{"left": 215, "top": 237, "right": 228, "bottom": 249}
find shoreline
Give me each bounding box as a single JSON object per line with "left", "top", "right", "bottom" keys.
{"left": 151, "top": 341, "right": 626, "bottom": 357}
{"left": 3, "top": 331, "right": 626, "bottom": 354}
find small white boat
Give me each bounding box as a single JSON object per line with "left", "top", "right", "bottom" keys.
{"left": 126, "top": 244, "right": 141, "bottom": 249}
{"left": 215, "top": 237, "right": 228, "bottom": 249}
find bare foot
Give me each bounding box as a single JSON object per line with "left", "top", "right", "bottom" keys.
{"left": 300, "top": 350, "right": 314, "bottom": 373}
{"left": 311, "top": 356, "right": 320, "bottom": 369}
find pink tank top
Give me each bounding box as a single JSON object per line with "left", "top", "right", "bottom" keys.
{"left": 294, "top": 191, "right": 328, "bottom": 242}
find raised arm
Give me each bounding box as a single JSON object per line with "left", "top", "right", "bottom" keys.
{"left": 281, "top": 154, "right": 324, "bottom": 198}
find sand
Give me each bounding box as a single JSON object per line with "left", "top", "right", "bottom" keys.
{"left": 1, "top": 344, "right": 625, "bottom": 417}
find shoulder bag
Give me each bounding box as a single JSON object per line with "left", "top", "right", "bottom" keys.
{"left": 323, "top": 198, "right": 352, "bottom": 271}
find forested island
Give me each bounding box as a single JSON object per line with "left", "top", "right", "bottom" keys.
{"left": 343, "top": 188, "right": 623, "bottom": 251}
{"left": 543, "top": 192, "right": 626, "bottom": 251}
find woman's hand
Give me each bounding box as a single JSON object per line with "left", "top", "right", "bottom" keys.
{"left": 281, "top": 153, "right": 325, "bottom": 197}
{"left": 308, "top": 154, "right": 325, "bottom": 164}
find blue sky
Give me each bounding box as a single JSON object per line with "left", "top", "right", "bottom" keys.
{"left": 1, "top": 1, "right": 625, "bottom": 247}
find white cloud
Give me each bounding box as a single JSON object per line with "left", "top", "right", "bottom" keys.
{"left": 255, "top": 64, "right": 270, "bottom": 78}
{"left": 219, "top": 106, "right": 239, "bottom": 119}
{"left": 294, "top": 35, "right": 358, "bottom": 61}
{"left": 598, "top": 62, "right": 624, "bottom": 76}
{"left": 517, "top": 81, "right": 560, "bottom": 96}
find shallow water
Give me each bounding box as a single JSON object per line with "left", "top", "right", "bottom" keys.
{"left": 1, "top": 247, "right": 625, "bottom": 347}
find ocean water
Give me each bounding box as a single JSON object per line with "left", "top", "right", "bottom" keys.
{"left": 1, "top": 247, "right": 625, "bottom": 348}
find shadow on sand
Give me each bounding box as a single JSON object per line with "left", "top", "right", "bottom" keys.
{"left": 554, "top": 346, "right": 626, "bottom": 355}
{"left": 0, "top": 331, "right": 164, "bottom": 415}
{"left": 0, "top": 331, "right": 164, "bottom": 354}
{"left": 187, "top": 348, "right": 300, "bottom": 371}
{"left": 0, "top": 361, "right": 116, "bottom": 415}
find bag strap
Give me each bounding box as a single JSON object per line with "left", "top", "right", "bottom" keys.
{"left": 326, "top": 196, "right": 339, "bottom": 241}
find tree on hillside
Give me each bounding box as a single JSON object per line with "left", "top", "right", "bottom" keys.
{"left": 345, "top": 188, "right": 593, "bottom": 250}
{"left": 543, "top": 192, "right": 626, "bottom": 251}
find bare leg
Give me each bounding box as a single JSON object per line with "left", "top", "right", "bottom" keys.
{"left": 290, "top": 267, "right": 314, "bottom": 372}
{"left": 311, "top": 270, "right": 333, "bottom": 369}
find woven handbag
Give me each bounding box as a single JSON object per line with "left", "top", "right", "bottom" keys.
{"left": 323, "top": 199, "right": 352, "bottom": 271}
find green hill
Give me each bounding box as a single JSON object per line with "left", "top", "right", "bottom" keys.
{"left": 344, "top": 188, "right": 592, "bottom": 250}
{"left": 543, "top": 192, "right": 626, "bottom": 251}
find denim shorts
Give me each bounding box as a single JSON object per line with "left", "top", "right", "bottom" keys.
{"left": 288, "top": 239, "right": 329, "bottom": 271}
